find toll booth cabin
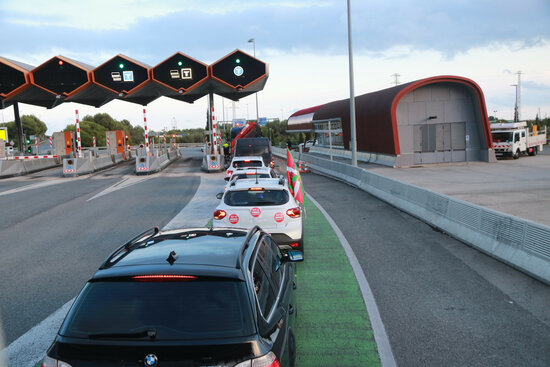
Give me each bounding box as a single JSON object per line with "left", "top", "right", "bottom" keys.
{"left": 53, "top": 131, "right": 74, "bottom": 156}
{"left": 106, "top": 130, "right": 127, "bottom": 159}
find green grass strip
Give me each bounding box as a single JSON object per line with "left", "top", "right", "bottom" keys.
{"left": 295, "top": 199, "right": 381, "bottom": 366}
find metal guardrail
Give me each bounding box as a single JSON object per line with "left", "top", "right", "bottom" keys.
{"left": 273, "top": 146, "right": 550, "bottom": 284}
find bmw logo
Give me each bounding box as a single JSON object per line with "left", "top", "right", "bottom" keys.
{"left": 144, "top": 354, "right": 158, "bottom": 366}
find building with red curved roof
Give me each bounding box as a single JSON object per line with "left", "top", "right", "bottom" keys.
{"left": 287, "top": 75, "right": 496, "bottom": 167}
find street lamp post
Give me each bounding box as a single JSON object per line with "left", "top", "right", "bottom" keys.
{"left": 248, "top": 38, "right": 260, "bottom": 123}
{"left": 346, "top": 0, "right": 357, "bottom": 166}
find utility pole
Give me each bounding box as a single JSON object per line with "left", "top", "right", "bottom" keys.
{"left": 248, "top": 38, "right": 259, "bottom": 122}
{"left": 511, "top": 84, "right": 519, "bottom": 122}
{"left": 391, "top": 73, "right": 401, "bottom": 86}
{"left": 516, "top": 71, "right": 522, "bottom": 121}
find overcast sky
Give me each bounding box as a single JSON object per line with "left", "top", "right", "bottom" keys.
{"left": 1, "top": 0, "right": 549, "bottom": 133}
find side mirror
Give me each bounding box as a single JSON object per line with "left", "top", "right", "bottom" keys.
{"left": 283, "top": 250, "right": 304, "bottom": 262}
{"left": 216, "top": 192, "right": 224, "bottom": 199}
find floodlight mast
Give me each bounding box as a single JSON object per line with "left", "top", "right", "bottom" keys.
{"left": 347, "top": 0, "right": 357, "bottom": 166}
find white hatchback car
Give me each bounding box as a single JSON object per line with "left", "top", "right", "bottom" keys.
{"left": 225, "top": 156, "right": 267, "bottom": 180}
{"left": 214, "top": 178, "right": 304, "bottom": 252}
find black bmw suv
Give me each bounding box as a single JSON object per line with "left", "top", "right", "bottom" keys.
{"left": 43, "top": 226, "right": 302, "bottom": 367}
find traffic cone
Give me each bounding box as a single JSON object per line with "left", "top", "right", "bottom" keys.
{"left": 304, "top": 161, "right": 309, "bottom": 173}
{"left": 298, "top": 161, "right": 303, "bottom": 173}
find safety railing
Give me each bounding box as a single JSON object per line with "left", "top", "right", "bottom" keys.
{"left": 273, "top": 146, "right": 550, "bottom": 284}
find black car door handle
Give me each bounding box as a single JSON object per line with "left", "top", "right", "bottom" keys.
{"left": 289, "top": 304, "right": 294, "bottom": 315}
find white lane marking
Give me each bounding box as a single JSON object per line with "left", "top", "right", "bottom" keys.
{"left": 163, "top": 172, "right": 226, "bottom": 229}
{"left": 0, "top": 178, "right": 84, "bottom": 197}
{"left": 306, "top": 193, "right": 397, "bottom": 367}
{"left": 2, "top": 298, "right": 75, "bottom": 367}
{"left": 87, "top": 175, "right": 155, "bottom": 201}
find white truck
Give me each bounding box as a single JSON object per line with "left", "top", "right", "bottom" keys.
{"left": 491, "top": 122, "right": 546, "bottom": 159}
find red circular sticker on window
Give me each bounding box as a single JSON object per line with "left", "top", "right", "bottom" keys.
{"left": 229, "top": 214, "right": 239, "bottom": 224}
{"left": 250, "top": 207, "right": 261, "bottom": 217}
{"left": 274, "top": 212, "right": 284, "bottom": 222}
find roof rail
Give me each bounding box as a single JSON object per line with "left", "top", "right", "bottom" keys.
{"left": 99, "top": 226, "right": 160, "bottom": 269}
{"left": 236, "top": 226, "right": 262, "bottom": 269}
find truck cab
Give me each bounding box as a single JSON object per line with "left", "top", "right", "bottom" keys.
{"left": 491, "top": 122, "right": 545, "bottom": 159}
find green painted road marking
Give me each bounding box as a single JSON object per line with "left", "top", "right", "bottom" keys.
{"left": 295, "top": 198, "right": 381, "bottom": 366}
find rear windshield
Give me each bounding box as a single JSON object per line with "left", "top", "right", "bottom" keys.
{"left": 60, "top": 279, "right": 254, "bottom": 340}
{"left": 236, "top": 144, "right": 270, "bottom": 157}
{"left": 224, "top": 189, "right": 289, "bottom": 206}
{"left": 233, "top": 173, "right": 271, "bottom": 180}
{"left": 234, "top": 161, "right": 263, "bottom": 168}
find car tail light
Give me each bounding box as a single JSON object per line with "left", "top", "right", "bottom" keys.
{"left": 214, "top": 209, "right": 227, "bottom": 220}
{"left": 270, "top": 161, "right": 274, "bottom": 168}
{"left": 227, "top": 170, "right": 233, "bottom": 176}
{"left": 43, "top": 356, "right": 73, "bottom": 367}
{"left": 244, "top": 160, "right": 251, "bottom": 162}
{"left": 286, "top": 207, "right": 301, "bottom": 218}
{"left": 249, "top": 187, "right": 264, "bottom": 191}
{"left": 290, "top": 242, "right": 300, "bottom": 247}
{"left": 234, "top": 351, "right": 281, "bottom": 367}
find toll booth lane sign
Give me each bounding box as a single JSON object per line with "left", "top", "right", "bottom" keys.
{"left": 152, "top": 53, "right": 208, "bottom": 92}
{"left": 93, "top": 55, "right": 148, "bottom": 94}
{"left": 211, "top": 50, "right": 267, "bottom": 89}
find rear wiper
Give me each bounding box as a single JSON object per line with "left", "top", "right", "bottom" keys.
{"left": 88, "top": 328, "right": 156, "bottom": 339}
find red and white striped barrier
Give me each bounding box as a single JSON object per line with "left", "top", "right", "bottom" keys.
{"left": 35, "top": 137, "right": 39, "bottom": 154}
{"left": 9, "top": 155, "right": 58, "bottom": 160}
{"left": 75, "top": 109, "right": 82, "bottom": 157}
{"left": 143, "top": 108, "right": 149, "bottom": 154}
{"left": 49, "top": 136, "right": 53, "bottom": 152}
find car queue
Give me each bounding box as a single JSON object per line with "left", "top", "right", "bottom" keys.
{"left": 42, "top": 142, "right": 305, "bottom": 367}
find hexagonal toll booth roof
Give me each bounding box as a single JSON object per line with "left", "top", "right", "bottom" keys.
{"left": 210, "top": 49, "right": 268, "bottom": 101}
{"left": 0, "top": 57, "right": 33, "bottom": 110}
{"left": 87, "top": 54, "right": 158, "bottom": 106}
{"left": 151, "top": 52, "right": 210, "bottom": 104}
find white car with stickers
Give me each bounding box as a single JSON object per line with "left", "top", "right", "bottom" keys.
{"left": 214, "top": 178, "right": 304, "bottom": 252}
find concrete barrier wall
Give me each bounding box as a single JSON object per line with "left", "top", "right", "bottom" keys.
{"left": 135, "top": 149, "right": 179, "bottom": 174}
{"left": 273, "top": 146, "right": 550, "bottom": 284}
{"left": 0, "top": 160, "right": 25, "bottom": 177}
{"left": 22, "top": 158, "right": 59, "bottom": 173}
{"left": 112, "top": 153, "right": 124, "bottom": 163}
{"left": 93, "top": 156, "right": 115, "bottom": 171}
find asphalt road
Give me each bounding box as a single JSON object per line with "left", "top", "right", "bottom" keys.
{"left": 302, "top": 173, "right": 550, "bottom": 367}
{"left": 0, "top": 150, "right": 202, "bottom": 345}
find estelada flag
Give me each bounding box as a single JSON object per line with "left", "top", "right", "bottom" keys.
{"left": 286, "top": 148, "right": 304, "bottom": 204}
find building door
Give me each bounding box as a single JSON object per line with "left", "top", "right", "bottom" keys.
{"left": 414, "top": 122, "right": 466, "bottom": 164}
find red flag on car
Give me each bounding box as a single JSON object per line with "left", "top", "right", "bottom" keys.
{"left": 286, "top": 148, "right": 304, "bottom": 204}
